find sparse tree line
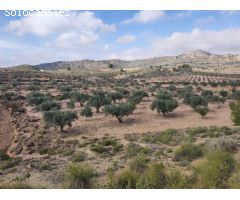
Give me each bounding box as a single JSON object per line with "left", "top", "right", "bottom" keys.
{"left": 1, "top": 73, "right": 240, "bottom": 133}
{"left": 22, "top": 78, "right": 240, "bottom": 133}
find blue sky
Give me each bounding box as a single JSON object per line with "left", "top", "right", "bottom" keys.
{"left": 1, "top": 10, "right": 240, "bottom": 67}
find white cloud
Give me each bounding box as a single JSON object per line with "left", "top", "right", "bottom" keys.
{"left": 117, "top": 34, "right": 136, "bottom": 44}
{"left": 107, "top": 48, "right": 145, "bottom": 60}
{"left": 4, "top": 11, "right": 117, "bottom": 57}
{"left": 102, "top": 44, "right": 112, "bottom": 51}
{"left": 108, "top": 28, "right": 240, "bottom": 60}
{"left": 151, "top": 28, "right": 240, "bottom": 56}
{"left": 123, "top": 11, "right": 165, "bottom": 24}
{"left": 5, "top": 11, "right": 116, "bottom": 37}
{"left": 0, "top": 40, "right": 22, "bottom": 49}
{"left": 55, "top": 31, "right": 98, "bottom": 48}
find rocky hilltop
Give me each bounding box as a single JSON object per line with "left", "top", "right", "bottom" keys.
{"left": 13, "top": 50, "right": 240, "bottom": 70}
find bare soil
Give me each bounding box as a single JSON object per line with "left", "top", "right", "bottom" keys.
{"left": 0, "top": 105, "right": 14, "bottom": 151}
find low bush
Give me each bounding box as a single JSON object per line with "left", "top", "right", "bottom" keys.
{"left": 0, "top": 157, "right": 22, "bottom": 170}
{"left": 227, "top": 169, "right": 240, "bottom": 189}
{"left": 194, "top": 151, "right": 236, "bottom": 188}
{"left": 126, "top": 142, "right": 151, "bottom": 158}
{"left": 136, "top": 163, "right": 167, "bottom": 189}
{"left": 129, "top": 155, "right": 149, "bottom": 173}
{"left": 65, "top": 164, "right": 96, "bottom": 189}
{"left": 157, "top": 129, "right": 177, "bottom": 144}
{"left": 187, "top": 127, "right": 208, "bottom": 137}
{"left": 90, "top": 137, "right": 123, "bottom": 155}
{"left": 71, "top": 152, "right": 87, "bottom": 162}
{"left": 205, "top": 138, "right": 238, "bottom": 153}
{"left": 174, "top": 143, "right": 203, "bottom": 162}
{"left": 166, "top": 169, "right": 190, "bottom": 189}
{"left": 0, "top": 150, "right": 10, "bottom": 161}
{"left": 108, "top": 169, "right": 138, "bottom": 189}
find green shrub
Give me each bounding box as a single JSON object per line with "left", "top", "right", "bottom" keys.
{"left": 126, "top": 143, "right": 151, "bottom": 158}
{"left": 112, "top": 143, "right": 124, "bottom": 153}
{"left": 0, "top": 157, "right": 21, "bottom": 170}
{"left": 90, "top": 144, "right": 110, "bottom": 154}
{"left": 158, "top": 129, "right": 177, "bottom": 144}
{"left": 220, "top": 126, "right": 233, "bottom": 135}
{"left": 187, "top": 127, "right": 208, "bottom": 137}
{"left": 174, "top": 143, "right": 203, "bottom": 162}
{"left": 129, "top": 155, "right": 149, "bottom": 173}
{"left": 0, "top": 150, "right": 10, "bottom": 161}
{"left": 230, "top": 101, "right": 240, "bottom": 125}
{"left": 99, "top": 137, "right": 117, "bottom": 146}
{"left": 166, "top": 169, "right": 190, "bottom": 189}
{"left": 227, "top": 169, "right": 240, "bottom": 189}
{"left": 136, "top": 163, "right": 167, "bottom": 189}
{"left": 65, "top": 164, "right": 95, "bottom": 189}
{"left": 90, "top": 137, "right": 123, "bottom": 155}
{"left": 194, "top": 151, "right": 236, "bottom": 188}
{"left": 108, "top": 169, "right": 138, "bottom": 189}
{"left": 142, "top": 134, "right": 157, "bottom": 143}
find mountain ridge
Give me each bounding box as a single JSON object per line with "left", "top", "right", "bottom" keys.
{"left": 12, "top": 50, "right": 240, "bottom": 70}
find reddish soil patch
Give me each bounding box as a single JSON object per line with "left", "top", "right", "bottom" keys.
{"left": 63, "top": 96, "right": 233, "bottom": 140}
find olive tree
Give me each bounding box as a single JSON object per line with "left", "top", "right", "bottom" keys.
{"left": 107, "top": 92, "right": 123, "bottom": 103}
{"left": 38, "top": 101, "right": 61, "bottom": 111}
{"left": 43, "top": 110, "right": 78, "bottom": 132}
{"left": 230, "top": 101, "right": 240, "bottom": 125}
{"left": 88, "top": 91, "right": 110, "bottom": 113}
{"left": 80, "top": 106, "right": 93, "bottom": 119}
{"left": 0, "top": 84, "right": 11, "bottom": 97}
{"left": 184, "top": 95, "right": 208, "bottom": 110}
{"left": 72, "top": 92, "right": 89, "bottom": 107}
{"left": 150, "top": 91, "right": 178, "bottom": 116}
{"left": 219, "top": 90, "right": 228, "bottom": 98}
{"left": 103, "top": 103, "right": 135, "bottom": 123}
{"left": 128, "top": 90, "right": 148, "bottom": 106}
{"left": 201, "top": 90, "right": 213, "bottom": 101}
{"left": 195, "top": 106, "right": 209, "bottom": 119}
{"left": 67, "top": 99, "right": 75, "bottom": 109}
{"left": 27, "top": 91, "right": 51, "bottom": 106}
{"left": 150, "top": 99, "right": 178, "bottom": 116}
{"left": 210, "top": 95, "right": 226, "bottom": 108}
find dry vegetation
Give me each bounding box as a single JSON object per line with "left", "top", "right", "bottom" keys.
{"left": 1, "top": 65, "right": 240, "bottom": 189}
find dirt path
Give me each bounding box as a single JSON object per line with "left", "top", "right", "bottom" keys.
{"left": 0, "top": 104, "right": 14, "bottom": 151}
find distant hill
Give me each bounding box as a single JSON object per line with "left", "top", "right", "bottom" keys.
{"left": 2, "top": 64, "right": 39, "bottom": 71}
{"left": 10, "top": 50, "right": 240, "bottom": 70}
